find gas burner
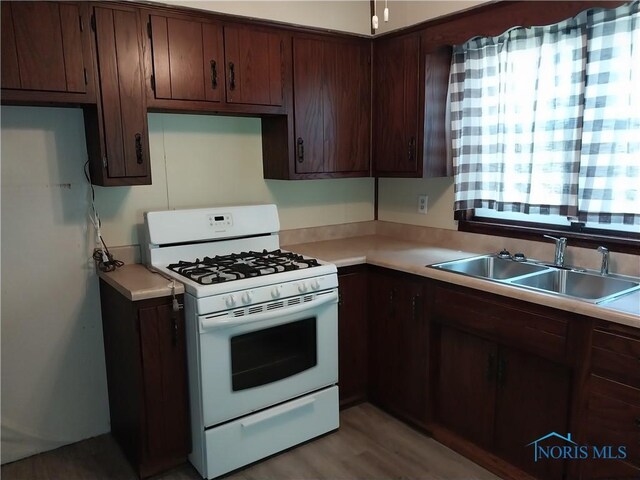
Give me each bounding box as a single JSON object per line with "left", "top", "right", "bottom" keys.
{"left": 167, "top": 249, "right": 320, "bottom": 285}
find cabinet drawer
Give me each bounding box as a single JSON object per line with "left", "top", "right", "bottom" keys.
{"left": 433, "top": 285, "right": 569, "bottom": 362}
{"left": 592, "top": 329, "right": 640, "bottom": 389}
{"left": 586, "top": 376, "right": 640, "bottom": 472}
{"left": 204, "top": 386, "right": 339, "bottom": 478}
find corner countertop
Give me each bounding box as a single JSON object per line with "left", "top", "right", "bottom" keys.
{"left": 283, "top": 235, "right": 640, "bottom": 330}
{"left": 98, "top": 264, "right": 184, "bottom": 301}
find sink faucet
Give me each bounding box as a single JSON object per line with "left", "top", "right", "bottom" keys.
{"left": 544, "top": 235, "right": 568, "bottom": 267}
{"left": 596, "top": 246, "right": 609, "bottom": 276}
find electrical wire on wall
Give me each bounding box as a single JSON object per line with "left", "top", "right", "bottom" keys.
{"left": 84, "top": 161, "right": 123, "bottom": 272}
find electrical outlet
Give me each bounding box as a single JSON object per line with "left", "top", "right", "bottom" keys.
{"left": 417, "top": 195, "right": 428, "bottom": 214}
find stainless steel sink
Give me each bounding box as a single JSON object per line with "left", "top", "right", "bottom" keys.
{"left": 431, "top": 255, "right": 548, "bottom": 280}
{"left": 510, "top": 269, "right": 640, "bottom": 303}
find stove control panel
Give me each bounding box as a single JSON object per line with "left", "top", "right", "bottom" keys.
{"left": 207, "top": 213, "right": 233, "bottom": 228}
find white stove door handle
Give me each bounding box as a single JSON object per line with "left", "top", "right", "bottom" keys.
{"left": 200, "top": 290, "right": 338, "bottom": 332}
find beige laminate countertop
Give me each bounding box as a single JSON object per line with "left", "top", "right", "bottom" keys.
{"left": 283, "top": 235, "right": 640, "bottom": 330}
{"left": 98, "top": 264, "right": 184, "bottom": 301}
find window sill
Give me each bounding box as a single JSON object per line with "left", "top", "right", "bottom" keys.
{"left": 457, "top": 216, "right": 640, "bottom": 255}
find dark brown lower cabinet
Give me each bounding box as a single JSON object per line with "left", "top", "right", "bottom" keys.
{"left": 435, "top": 324, "right": 571, "bottom": 480}
{"left": 337, "top": 267, "right": 368, "bottom": 407}
{"left": 368, "top": 268, "right": 428, "bottom": 429}
{"left": 99, "top": 280, "right": 190, "bottom": 478}
{"left": 581, "top": 377, "right": 640, "bottom": 479}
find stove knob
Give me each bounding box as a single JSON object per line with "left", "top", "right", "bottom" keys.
{"left": 311, "top": 279, "right": 321, "bottom": 290}
{"left": 225, "top": 295, "right": 237, "bottom": 308}
{"left": 298, "top": 282, "right": 308, "bottom": 293}
{"left": 242, "top": 291, "right": 253, "bottom": 304}
{"left": 271, "top": 286, "right": 281, "bottom": 299}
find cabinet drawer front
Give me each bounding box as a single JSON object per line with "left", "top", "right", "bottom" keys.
{"left": 587, "top": 376, "right": 640, "bottom": 468}
{"left": 433, "top": 285, "right": 568, "bottom": 361}
{"left": 592, "top": 330, "right": 640, "bottom": 389}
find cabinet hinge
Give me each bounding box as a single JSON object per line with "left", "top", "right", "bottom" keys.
{"left": 79, "top": 15, "right": 84, "bottom": 32}
{"left": 102, "top": 155, "right": 108, "bottom": 170}
{"left": 83, "top": 68, "right": 88, "bottom": 85}
{"left": 150, "top": 74, "right": 156, "bottom": 92}
{"left": 90, "top": 13, "right": 96, "bottom": 32}
{"left": 147, "top": 21, "right": 152, "bottom": 39}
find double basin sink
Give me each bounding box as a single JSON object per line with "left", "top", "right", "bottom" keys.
{"left": 430, "top": 255, "right": 640, "bottom": 304}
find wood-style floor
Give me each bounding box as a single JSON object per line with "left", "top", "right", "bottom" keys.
{"left": 1, "top": 403, "right": 500, "bottom": 480}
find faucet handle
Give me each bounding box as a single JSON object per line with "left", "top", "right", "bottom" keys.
{"left": 544, "top": 235, "right": 567, "bottom": 245}
{"left": 597, "top": 246, "right": 609, "bottom": 254}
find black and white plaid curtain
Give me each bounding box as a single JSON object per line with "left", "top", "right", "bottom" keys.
{"left": 449, "top": 1, "right": 639, "bottom": 225}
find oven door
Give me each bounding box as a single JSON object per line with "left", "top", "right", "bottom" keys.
{"left": 198, "top": 289, "right": 338, "bottom": 428}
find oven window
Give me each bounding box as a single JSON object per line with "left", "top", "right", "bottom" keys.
{"left": 230, "top": 318, "right": 317, "bottom": 391}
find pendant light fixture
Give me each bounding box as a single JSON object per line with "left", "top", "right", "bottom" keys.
{"left": 372, "top": 0, "right": 389, "bottom": 31}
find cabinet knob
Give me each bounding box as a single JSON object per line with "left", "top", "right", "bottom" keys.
{"left": 210, "top": 60, "right": 218, "bottom": 89}
{"left": 228, "top": 62, "right": 236, "bottom": 91}
{"left": 297, "top": 137, "right": 304, "bottom": 163}
{"left": 408, "top": 136, "right": 416, "bottom": 163}
{"left": 135, "top": 133, "right": 143, "bottom": 164}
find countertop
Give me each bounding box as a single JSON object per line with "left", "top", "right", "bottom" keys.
{"left": 96, "top": 235, "right": 638, "bottom": 328}
{"left": 283, "top": 235, "right": 640, "bottom": 330}
{"left": 98, "top": 264, "right": 184, "bottom": 301}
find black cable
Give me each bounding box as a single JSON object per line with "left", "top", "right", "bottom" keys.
{"left": 85, "top": 160, "right": 123, "bottom": 273}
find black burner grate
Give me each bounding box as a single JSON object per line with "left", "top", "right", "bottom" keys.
{"left": 167, "top": 249, "right": 320, "bottom": 285}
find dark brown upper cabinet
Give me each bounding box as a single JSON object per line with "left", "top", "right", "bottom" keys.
{"left": 84, "top": 4, "right": 150, "bottom": 186}
{"left": 224, "top": 25, "right": 284, "bottom": 106}
{"left": 372, "top": 32, "right": 420, "bottom": 177}
{"left": 148, "top": 15, "right": 224, "bottom": 103}
{"left": 142, "top": 12, "right": 287, "bottom": 115}
{"left": 1, "top": 1, "right": 95, "bottom": 104}
{"left": 262, "top": 34, "right": 370, "bottom": 179}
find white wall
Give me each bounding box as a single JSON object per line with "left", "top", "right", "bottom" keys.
{"left": 373, "top": 0, "right": 490, "bottom": 35}
{"left": 158, "top": 0, "right": 372, "bottom": 35}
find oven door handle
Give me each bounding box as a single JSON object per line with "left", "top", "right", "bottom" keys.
{"left": 199, "top": 290, "right": 338, "bottom": 332}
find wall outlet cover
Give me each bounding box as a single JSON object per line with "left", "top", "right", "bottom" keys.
{"left": 418, "top": 194, "right": 428, "bottom": 214}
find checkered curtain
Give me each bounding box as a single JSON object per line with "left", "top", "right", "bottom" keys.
{"left": 450, "top": 1, "right": 640, "bottom": 225}
{"left": 579, "top": 2, "right": 640, "bottom": 225}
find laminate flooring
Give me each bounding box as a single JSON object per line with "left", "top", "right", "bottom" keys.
{"left": 1, "top": 403, "right": 500, "bottom": 480}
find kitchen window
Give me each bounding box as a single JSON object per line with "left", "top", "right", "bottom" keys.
{"left": 449, "top": 1, "right": 640, "bottom": 251}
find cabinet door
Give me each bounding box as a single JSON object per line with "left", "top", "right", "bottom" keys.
{"left": 1, "top": 1, "right": 95, "bottom": 103}
{"left": 92, "top": 6, "right": 150, "bottom": 182}
{"left": 292, "top": 37, "right": 325, "bottom": 174}
{"left": 149, "top": 15, "right": 223, "bottom": 102}
{"left": 493, "top": 345, "right": 571, "bottom": 480}
{"left": 337, "top": 270, "right": 368, "bottom": 407}
{"left": 224, "top": 26, "right": 283, "bottom": 106}
{"left": 139, "top": 303, "right": 190, "bottom": 462}
{"left": 582, "top": 375, "right": 640, "bottom": 479}
{"left": 395, "top": 279, "right": 428, "bottom": 428}
{"left": 436, "top": 325, "right": 496, "bottom": 448}
{"left": 2, "top": 1, "right": 87, "bottom": 93}
{"left": 330, "top": 41, "right": 370, "bottom": 174}
{"left": 368, "top": 271, "right": 399, "bottom": 410}
{"left": 373, "top": 33, "right": 420, "bottom": 176}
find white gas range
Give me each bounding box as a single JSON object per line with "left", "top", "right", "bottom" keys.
{"left": 144, "top": 204, "right": 339, "bottom": 479}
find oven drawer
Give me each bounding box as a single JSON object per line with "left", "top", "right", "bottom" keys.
{"left": 204, "top": 386, "right": 339, "bottom": 478}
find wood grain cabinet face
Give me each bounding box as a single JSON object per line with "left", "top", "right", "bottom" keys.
{"left": 99, "top": 280, "right": 190, "bottom": 478}
{"left": 337, "top": 269, "right": 368, "bottom": 408}
{"left": 372, "top": 32, "right": 420, "bottom": 177}
{"left": 292, "top": 36, "right": 370, "bottom": 175}
{"left": 87, "top": 5, "right": 150, "bottom": 185}
{"left": 1, "top": 1, "right": 94, "bottom": 102}
{"left": 368, "top": 269, "right": 428, "bottom": 429}
{"left": 224, "top": 26, "right": 283, "bottom": 106}
{"left": 148, "top": 15, "right": 224, "bottom": 102}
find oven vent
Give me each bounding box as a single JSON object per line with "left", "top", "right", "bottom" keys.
{"left": 288, "top": 298, "right": 301, "bottom": 306}
{"left": 233, "top": 310, "right": 245, "bottom": 317}
{"left": 249, "top": 306, "right": 263, "bottom": 315}
{"left": 267, "top": 301, "right": 284, "bottom": 310}
{"left": 303, "top": 295, "right": 313, "bottom": 302}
